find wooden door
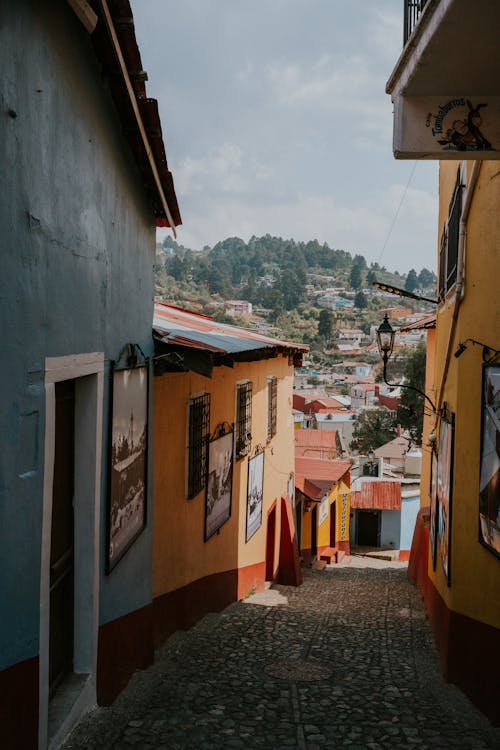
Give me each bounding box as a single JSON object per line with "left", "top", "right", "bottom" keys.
{"left": 49, "top": 380, "right": 75, "bottom": 697}
{"left": 329, "top": 501, "right": 336, "bottom": 547}
{"left": 356, "top": 510, "right": 380, "bottom": 547}
{"left": 311, "top": 506, "right": 317, "bottom": 556}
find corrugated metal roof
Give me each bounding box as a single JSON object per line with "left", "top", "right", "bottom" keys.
{"left": 398, "top": 312, "right": 436, "bottom": 331}
{"left": 153, "top": 303, "right": 308, "bottom": 356}
{"left": 350, "top": 479, "right": 402, "bottom": 510}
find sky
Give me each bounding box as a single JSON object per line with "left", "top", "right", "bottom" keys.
{"left": 131, "top": 0, "right": 439, "bottom": 274}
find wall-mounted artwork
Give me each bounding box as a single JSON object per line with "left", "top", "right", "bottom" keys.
{"left": 479, "top": 365, "right": 500, "bottom": 558}
{"left": 437, "top": 413, "right": 454, "bottom": 584}
{"left": 429, "top": 451, "right": 439, "bottom": 570}
{"left": 246, "top": 451, "right": 264, "bottom": 541}
{"left": 107, "top": 364, "right": 148, "bottom": 572}
{"left": 205, "top": 431, "right": 233, "bottom": 540}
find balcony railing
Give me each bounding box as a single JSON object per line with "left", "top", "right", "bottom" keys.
{"left": 404, "top": 0, "right": 429, "bottom": 45}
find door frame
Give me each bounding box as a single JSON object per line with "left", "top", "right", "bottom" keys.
{"left": 39, "top": 353, "right": 104, "bottom": 749}
{"left": 265, "top": 501, "right": 277, "bottom": 581}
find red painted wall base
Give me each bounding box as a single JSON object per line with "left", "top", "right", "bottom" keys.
{"left": 0, "top": 656, "right": 38, "bottom": 749}
{"left": 408, "top": 506, "right": 500, "bottom": 726}
{"left": 97, "top": 604, "right": 154, "bottom": 706}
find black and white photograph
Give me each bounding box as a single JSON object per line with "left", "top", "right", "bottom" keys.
{"left": 246, "top": 451, "right": 264, "bottom": 542}
{"left": 479, "top": 365, "right": 500, "bottom": 557}
{"left": 205, "top": 431, "right": 233, "bottom": 540}
{"left": 108, "top": 365, "right": 148, "bottom": 571}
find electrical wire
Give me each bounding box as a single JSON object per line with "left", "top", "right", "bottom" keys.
{"left": 377, "top": 161, "right": 418, "bottom": 265}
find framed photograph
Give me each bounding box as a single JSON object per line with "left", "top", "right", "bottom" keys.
{"left": 479, "top": 365, "right": 500, "bottom": 558}
{"left": 107, "top": 364, "right": 148, "bottom": 572}
{"left": 437, "top": 413, "right": 454, "bottom": 585}
{"left": 429, "top": 451, "right": 439, "bottom": 570}
{"left": 205, "top": 431, "right": 233, "bottom": 540}
{"left": 246, "top": 451, "right": 264, "bottom": 541}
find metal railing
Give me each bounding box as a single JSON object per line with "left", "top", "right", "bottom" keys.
{"left": 404, "top": 0, "right": 429, "bottom": 44}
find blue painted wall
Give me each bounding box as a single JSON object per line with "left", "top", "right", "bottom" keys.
{"left": 380, "top": 510, "right": 401, "bottom": 549}
{"left": 400, "top": 495, "right": 420, "bottom": 550}
{"left": 0, "top": 1, "right": 156, "bottom": 670}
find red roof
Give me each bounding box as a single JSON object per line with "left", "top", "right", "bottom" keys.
{"left": 350, "top": 480, "right": 401, "bottom": 510}
{"left": 295, "top": 457, "right": 351, "bottom": 483}
{"left": 295, "top": 430, "right": 337, "bottom": 449}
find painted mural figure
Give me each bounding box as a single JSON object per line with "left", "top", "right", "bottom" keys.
{"left": 437, "top": 101, "right": 492, "bottom": 151}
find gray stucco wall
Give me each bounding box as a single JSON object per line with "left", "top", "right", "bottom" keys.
{"left": 0, "top": 0, "right": 157, "bottom": 669}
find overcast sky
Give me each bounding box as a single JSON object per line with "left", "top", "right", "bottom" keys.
{"left": 131, "top": 0, "right": 438, "bottom": 273}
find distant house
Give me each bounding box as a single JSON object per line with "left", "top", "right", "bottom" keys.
{"left": 315, "top": 411, "right": 357, "bottom": 447}
{"left": 350, "top": 383, "right": 377, "bottom": 410}
{"left": 225, "top": 299, "right": 253, "bottom": 316}
{"left": 295, "top": 457, "right": 351, "bottom": 563}
{"left": 349, "top": 477, "right": 420, "bottom": 559}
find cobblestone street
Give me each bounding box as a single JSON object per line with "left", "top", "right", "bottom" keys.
{"left": 62, "top": 566, "right": 500, "bottom": 750}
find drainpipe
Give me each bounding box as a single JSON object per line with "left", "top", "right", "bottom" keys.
{"left": 435, "top": 159, "right": 482, "bottom": 415}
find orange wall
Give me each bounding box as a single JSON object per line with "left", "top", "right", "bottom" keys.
{"left": 153, "top": 354, "right": 295, "bottom": 600}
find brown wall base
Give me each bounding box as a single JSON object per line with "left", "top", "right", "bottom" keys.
{"left": 97, "top": 604, "right": 154, "bottom": 706}
{"left": 0, "top": 656, "right": 39, "bottom": 750}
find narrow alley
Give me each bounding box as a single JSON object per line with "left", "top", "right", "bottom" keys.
{"left": 62, "top": 565, "right": 499, "bottom": 750}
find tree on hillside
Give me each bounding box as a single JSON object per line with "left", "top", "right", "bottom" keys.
{"left": 366, "top": 269, "right": 377, "bottom": 286}
{"left": 350, "top": 264, "right": 362, "bottom": 290}
{"left": 318, "top": 309, "right": 333, "bottom": 346}
{"left": 354, "top": 291, "right": 368, "bottom": 309}
{"left": 418, "top": 267, "right": 436, "bottom": 288}
{"left": 350, "top": 408, "right": 397, "bottom": 453}
{"left": 397, "top": 342, "right": 427, "bottom": 443}
{"left": 405, "top": 269, "right": 418, "bottom": 292}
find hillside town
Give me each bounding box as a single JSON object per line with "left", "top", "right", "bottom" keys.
{"left": 1, "top": 2, "right": 499, "bottom": 749}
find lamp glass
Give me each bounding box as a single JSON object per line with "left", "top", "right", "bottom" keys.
{"left": 376, "top": 315, "right": 395, "bottom": 361}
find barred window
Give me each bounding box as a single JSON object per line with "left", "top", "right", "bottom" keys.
{"left": 267, "top": 376, "right": 277, "bottom": 440}
{"left": 439, "top": 168, "right": 462, "bottom": 300}
{"left": 235, "top": 381, "right": 252, "bottom": 458}
{"left": 187, "top": 393, "right": 210, "bottom": 498}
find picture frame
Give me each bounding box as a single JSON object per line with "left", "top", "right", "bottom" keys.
{"left": 478, "top": 364, "right": 500, "bottom": 558}
{"left": 205, "top": 430, "right": 233, "bottom": 541}
{"left": 429, "top": 450, "right": 439, "bottom": 570}
{"left": 437, "top": 412, "right": 454, "bottom": 585}
{"left": 107, "top": 363, "right": 149, "bottom": 572}
{"left": 246, "top": 451, "right": 264, "bottom": 542}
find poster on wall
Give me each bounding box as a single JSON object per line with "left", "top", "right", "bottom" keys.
{"left": 318, "top": 496, "right": 329, "bottom": 526}
{"left": 479, "top": 365, "right": 500, "bottom": 558}
{"left": 107, "top": 364, "right": 148, "bottom": 572}
{"left": 246, "top": 451, "right": 264, "bottom": 541}
{"left": 205, "top": 431, "right": 233, "bottom": 541}
{"left": 437, "top": 413, "right": 454, "bottom": 584}
{"left": 429, "top": 451, "right": 439, "bottom": 570}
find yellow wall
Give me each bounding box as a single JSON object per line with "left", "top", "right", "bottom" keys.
{"left": 299, "top": 477, "right": 350, "bottom": 554}
{"left": 428, "top": 160, "right": 500, "bottom": 629}
{"left": 153, "top": 354, "right": 295, "bottom": 599}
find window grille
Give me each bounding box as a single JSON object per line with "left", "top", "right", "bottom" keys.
{"left": 187, "top": 393, "right": 210, "bottom": 498}
{"left": 235, "top": 381, "right": 252, "bottom": 458}
{"left": 267, "top": 376, "right": 277, "bottom": 440}
{"left": 438, "top": 168, "right": 462, "bottom": 300}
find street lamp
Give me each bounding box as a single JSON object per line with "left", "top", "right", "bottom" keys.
{"left": 376, "top": 315, "right": 436, "bottom": 413}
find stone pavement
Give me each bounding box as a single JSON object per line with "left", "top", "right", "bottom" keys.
{"left": 62, "top": 565, "right": 500, "bottom": 750}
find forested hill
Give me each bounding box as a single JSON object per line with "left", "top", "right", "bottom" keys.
{"left": 155, "top": 234, "right": 436, "bottom": 313}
